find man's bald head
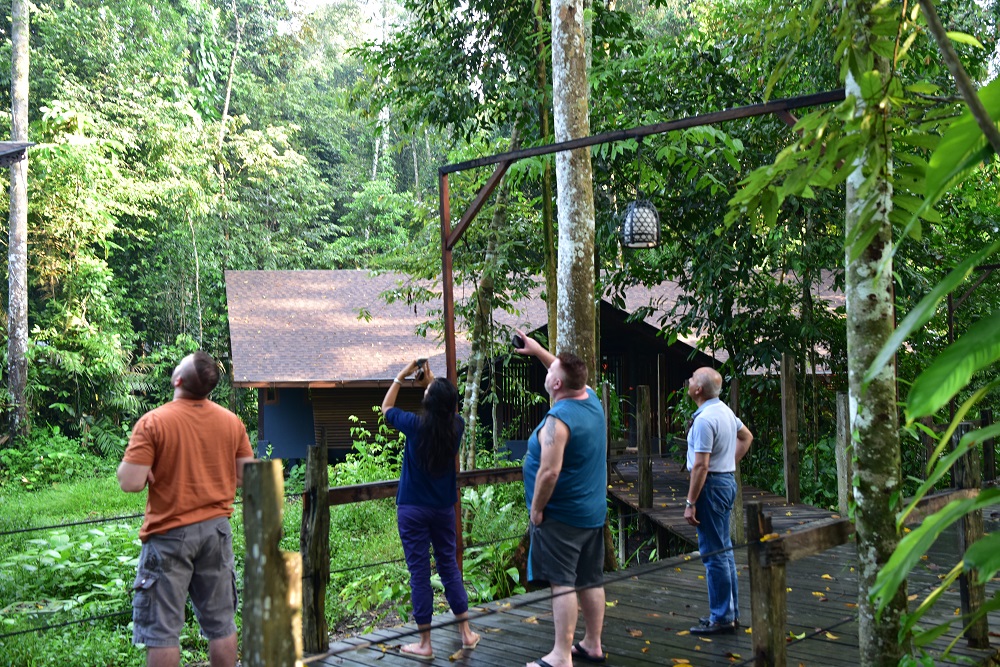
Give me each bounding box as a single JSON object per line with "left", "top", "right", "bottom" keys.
{"left": 691, "top": 367, "right": 723, "bottom": 399}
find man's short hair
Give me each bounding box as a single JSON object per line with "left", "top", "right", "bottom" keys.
{"left": 695, "top": 367, "right": 723, "bottom": 399}
{"left": 556, "top": 353, "right": 588, "bottom": 391}
{"left": 187, "top": 351, "right": 221, "bottom": 398}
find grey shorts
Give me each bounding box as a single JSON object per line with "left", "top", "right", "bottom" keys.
{"left": 527, "top": 518, "right": 604, "bottom": 588}
{"left": 132, "top": 516, "right": 238, "bottom": 647}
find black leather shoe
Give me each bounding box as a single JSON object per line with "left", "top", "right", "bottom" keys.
{"left": 690, "top": 619, "right": 737, "bottom": 635}
{"left": 699, "top": 616, "right": 739, "bottom": 629}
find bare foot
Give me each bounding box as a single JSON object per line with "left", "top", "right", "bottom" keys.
{"left": 400, "top": 642, "right": 434, "bottom": 660}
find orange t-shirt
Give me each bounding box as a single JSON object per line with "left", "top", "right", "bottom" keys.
{"left": 123, "top": 398, "right": 254, "bottom": 541}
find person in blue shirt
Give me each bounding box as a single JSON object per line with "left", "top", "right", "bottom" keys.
{"left": 516, "top": 332, "right": 608, "bottom": 667}
{"left": 382, "top": 360, "right": 481, "bottom": 661}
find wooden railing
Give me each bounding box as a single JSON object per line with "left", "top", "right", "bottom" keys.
{"left": 747, "top": 442, "right": 990, "bottom": 666}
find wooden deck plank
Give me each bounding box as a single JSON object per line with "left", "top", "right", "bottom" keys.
{"left": 316, "top": 538, "right": 999, "bottom": 666}
{"left": 313, "top": 460, "right": 997, "bottom": 666}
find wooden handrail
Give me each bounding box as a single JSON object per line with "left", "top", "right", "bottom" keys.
{"left": 325, "top": 466, "right": 523, "bottom": 505}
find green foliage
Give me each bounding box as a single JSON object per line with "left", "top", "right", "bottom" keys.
{"left": 0, "top": 523, "right": 137, "bottom": 622}
{"left": 335, "top": 566, "right": 411, "bottom": 625}
{"left": 461, "top": 485, "right": 526, "bottom": 601}
{"left": 0, "top": 426, "right": 109, "bottom": 490}
{"left": 332, "top": 410, "right": 404, "bottom": 486}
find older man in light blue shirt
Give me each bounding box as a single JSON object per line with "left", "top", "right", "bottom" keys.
{"left": 683, "top": 367, "right": 754, "bottom": 635}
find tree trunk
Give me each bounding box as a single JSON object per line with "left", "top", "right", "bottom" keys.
{"left": 7, "top": 0, "right": 30, "bottom": 446}
{"left": 534, "top": 0, "right": 558, "bottom": 351}
{"left": 843, "top": 0, "right": 908, "bottom": 660}
{"left": 460, "top": 131, "right": 519, "bottom": 471}
{"left": 216, "top": 0, "right": 242, "bottom": 196}
{"left": 551, "top": 0, "right": 596, "bottom": 378}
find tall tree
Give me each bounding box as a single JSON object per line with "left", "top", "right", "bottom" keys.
{"left": 841, "top": 0, "right": 908, "bottom": 659}
{"left": 551, "top": 0, "right": 596, "bottom": 376}
{"left": 7, "top": 0, "right": 30, "bottom": 445}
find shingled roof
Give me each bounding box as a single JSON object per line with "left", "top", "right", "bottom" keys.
{"left": 225, "top": 270, "right": 550, "bottom": 387}
{"left": 225, "top": 269, "right": 842, "bottom": 387}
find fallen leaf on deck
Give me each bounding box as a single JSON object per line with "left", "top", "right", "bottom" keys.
{"left": 449, "top": 648, "right": 464, "bottom": 661}
{"left": 606, "top": 600, "right": 618, "bottom": 607}
{"left": 821, "top": 574, "right": 834, "bottom": 580}
{"left": 759, "top": 533, "right": 780, "bottom": 542}
{"left": 671, "top": 659, "right": 691, "bottom": 664}
{"left": 725, "top": 652, "right": 742, "bottom": 660}
{"left": 676, "top": 630, "right": 690, "bottom": 636}
{"left": 627, "top": 628, "right": 643, "bottom": 638}
{"left": 698, "top": 637, "right": 712, "bottom": 643}
{"left": 825, "top": 632, "right": 839, "bottom": 640}
{"left": 907, "top": 594, "right": 918, "bottom": 601}
{"left": 812, "top": 591, "right": 825, "bottom": 597}
{"left": 523, "top": 616, "right": 539, "bottom": 624}
{"left": 648, "top": 612, "right": 661, "bottom": 618}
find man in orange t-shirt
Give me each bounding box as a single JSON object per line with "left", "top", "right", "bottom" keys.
{"left": 118, "top": 351, "right": 255, "bottom": 667}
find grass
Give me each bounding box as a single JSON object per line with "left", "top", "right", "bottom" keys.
{"left": 0, "top": 460, "right": 527, "bottom": 666}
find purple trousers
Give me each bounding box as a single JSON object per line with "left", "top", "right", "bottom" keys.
{"left": 397, "top": 504, "right": 469, "bottom": 625}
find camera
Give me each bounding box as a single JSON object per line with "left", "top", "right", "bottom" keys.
{"left": 414, "top": 358, "right": 427, "bottom": 381}
{"left": 512, "top": 335, "right": 525, "bottom": 349}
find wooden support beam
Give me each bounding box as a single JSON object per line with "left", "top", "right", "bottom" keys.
{"left": 748, "top": 502, "right": 786, "bottom": 667}
{"left": 759, "top": 518, "right": 855, "bottom": 566}
{"left": 730, "top": 375, "right": 746, "bottom": 547}
{"left": 301, "top": 446, "right": 330, "bottom": 655}
{"left": 326, "top": 467, "right": 523, "bottom": 505}
{"left": 835, "top": 392, "right": 853, "bottom": 516}
{"left": 953, "top": 423, "right": 989, "bottom": 649}
{"left": 982, "top": 409, "right": 995, "bottom": 482}
{"left": 780, "top": 353, "right": 800, "bottom": 504}
{"left": 637, "top": 385, "right": 652, "bottom": 510}
{"left": 903, "top": 488, "right": 979, "bottom": 525}
{"left": 243, "top": 460, "right": 303, "bottom": 667}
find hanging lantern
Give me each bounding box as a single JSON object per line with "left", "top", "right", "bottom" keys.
{"left": 621, "top": 199, "right": 660, "bottom": 248}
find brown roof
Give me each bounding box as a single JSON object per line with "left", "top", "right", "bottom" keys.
{"left": 226, "top": 269, "right": 842, "bottom": 386}
{"left": 225, "top": 270, "right": 550, "bottom": 387}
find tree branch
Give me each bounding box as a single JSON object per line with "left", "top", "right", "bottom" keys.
{"left": 918, "top": 0, "right": 1000, "bottom": 155}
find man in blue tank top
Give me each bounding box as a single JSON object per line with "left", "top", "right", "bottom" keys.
{"left": 516, "top": 331, "right": 608, "bottom": 667}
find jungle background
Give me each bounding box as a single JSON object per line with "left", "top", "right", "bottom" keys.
{"left": 1, "top": 0, "right": 998, "bottom": 664}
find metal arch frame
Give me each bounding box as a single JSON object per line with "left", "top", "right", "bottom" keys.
{"left": 437, "top": 89, "right": 847, "bottom": 385}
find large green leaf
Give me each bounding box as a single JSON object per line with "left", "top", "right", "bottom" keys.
{"left": 873, "top": 489, "right": 1000, "bottom": 616}
{"left": 905, "top": 310, "right": 1000, "bottom": 420}
{"left": 964, "top": 532, "right": 1000, "bottom": 583}
{"left": 898, "top": 416, "right": 1000, "bottom": 528}
{"left": 925, "top": 77, "right": 1000, "bottom": 199}
{"left": 864, "top": 240, "right": 1000, "bottom": 388}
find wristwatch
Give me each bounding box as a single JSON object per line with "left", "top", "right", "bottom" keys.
{"left": 685, "top": 499, "right": 695, "bottom": 508}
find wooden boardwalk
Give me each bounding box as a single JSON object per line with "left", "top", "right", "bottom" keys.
{"left": 315, "top": 458, "right": 999, "bottom": 666}
{"left": 319, "top": 534, "right": 999, "bottom": 666}
{"left": 607, "top": 456, "right": 839, "bottom": 550}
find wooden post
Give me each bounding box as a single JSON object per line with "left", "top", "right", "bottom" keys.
{"left": 637, "top": 385, "right": 652, "bottom": 510}
{"left": 835, "top": 393, "right": 853, "bottom": 516}
{"left": 657, "top": 353, "right": 667, "bottom": 457}
{"left": 617, "top": 503, "right": 627, "bottom": 566}
{"left": 301, "top": 446, "right": 330, "bottom": 654}
{"left": 603, "top": 382, "right": 611, "bottom": 487}
{"left": 780, "top": 353, "right": 800, "bottom": 504}
{"left": 729, "top": 375, "right": 745, "bottom": 546}
{"left": 243, "top": 460, "right": 304, "bottom": 667}
{"left": 982, "top": 409, "right": 995, "bottom": 482}
{"left": 952, "top": 424, "right": 989, "bottom": 648}
{"left": 747, "top": 502, "right": 786, "bottom": 667}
